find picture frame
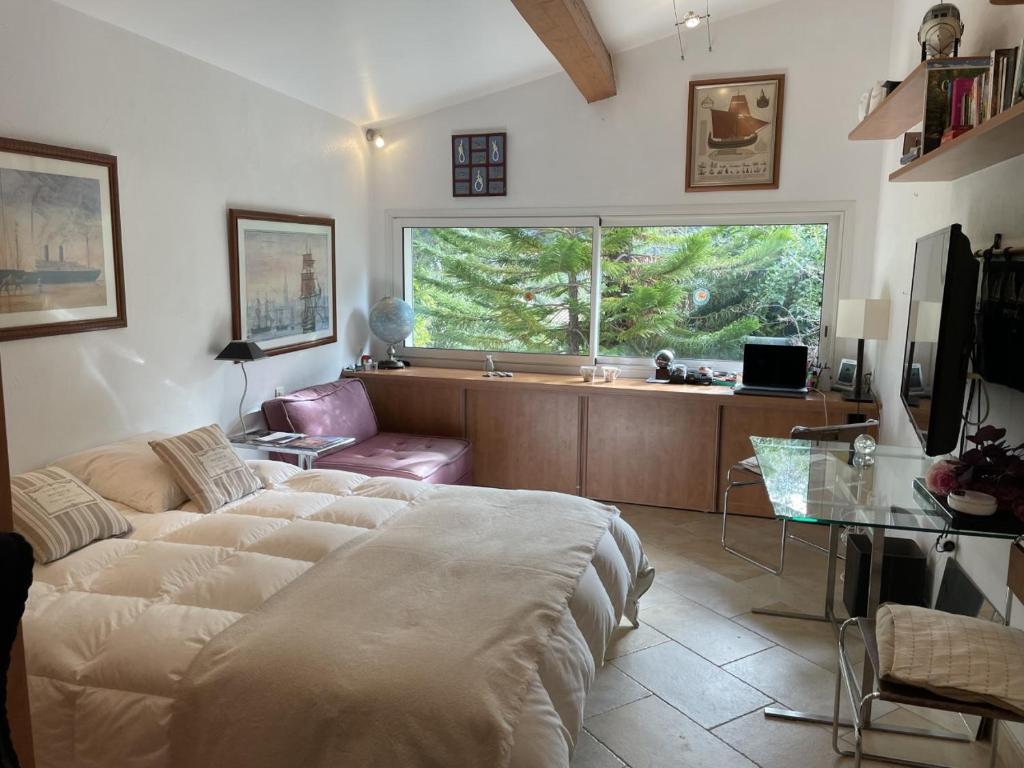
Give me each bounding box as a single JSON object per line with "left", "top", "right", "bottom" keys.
{"left": 228, "top": 209, "right": 336, "bottom": 357}
{"left": 452, "top": 132, "right": 506, "bottom": 197}
{"left": 0, "top": 137, "right": 126, "bottom": 342}
{"left": 686, "top": 74, "right": 785, "bottom": 192}
{"left": 832, "top": 358, "right": 858, "bottom": 392}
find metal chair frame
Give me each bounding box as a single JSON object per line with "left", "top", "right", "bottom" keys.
{"left": 833, "top": 538, "right": 1024, "bottom": 767}
{"left": 720, "top": 420, "right": 879, "bottom": 575}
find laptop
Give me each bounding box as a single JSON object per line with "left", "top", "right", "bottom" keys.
{"left": 733, "top": 343, "right": 809, "bottom": 397}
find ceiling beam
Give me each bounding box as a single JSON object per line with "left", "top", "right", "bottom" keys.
{"left": 511, "top": 0, "right": 616, "bottom": 103}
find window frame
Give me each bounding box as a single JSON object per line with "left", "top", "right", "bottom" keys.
{"left": 387, "top": 204, "right": 848, "bottom": 376}
{"left": 392, "top": 215, "right": 601, "bottom": 371}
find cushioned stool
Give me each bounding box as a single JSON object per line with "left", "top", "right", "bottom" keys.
{"left": 262, "top": 379, "right": 473, "bottom": 485}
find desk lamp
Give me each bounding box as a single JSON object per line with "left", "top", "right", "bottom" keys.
{"left": 216, "top": 340, "right": 266, "bottom": 437}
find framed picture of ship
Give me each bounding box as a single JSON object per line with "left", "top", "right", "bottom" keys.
{"left": 228, "top": 209, "right": 336, "bottom": 357}
{"left": 686, "top": 74, "right": 785, "bottom": 192}
{"left": 0, "top": 137, "right": 126, "bottom": 342}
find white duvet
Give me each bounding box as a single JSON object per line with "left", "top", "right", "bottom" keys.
{"left": 23, "top": 461, "right": 653, "bottom": 768}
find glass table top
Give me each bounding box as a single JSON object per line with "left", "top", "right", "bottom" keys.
{"left": 751, "top": 437, "right": 1022, "bottom": 539}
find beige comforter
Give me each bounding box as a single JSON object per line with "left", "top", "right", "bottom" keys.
{"left": 173, "top": 482, "right": 614, "bottom": 767}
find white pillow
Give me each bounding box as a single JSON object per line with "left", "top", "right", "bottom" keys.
{"left": 56, "top": 432, "right": 188, "bottom": 513}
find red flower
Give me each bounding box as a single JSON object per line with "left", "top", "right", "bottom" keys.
{"left": 925, "top": 460, "right": 962, "bottom": 496}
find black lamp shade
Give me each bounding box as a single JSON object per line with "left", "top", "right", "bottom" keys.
{"left": 216, "top": 340, "right": 266, "bottom": 362}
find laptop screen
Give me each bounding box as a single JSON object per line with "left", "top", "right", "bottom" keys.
{"left": 742, "top": 344, "right": 808, "bottom": 389}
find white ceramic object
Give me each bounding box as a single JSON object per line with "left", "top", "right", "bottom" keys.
{"left": 603, "top": 366, "right": 621, "bottom": 383}
{"left": 580, "top": 365, "right": 597, "bottom": 382}
{"left": 947, "top": 490, "right": 998, "bottom": 517}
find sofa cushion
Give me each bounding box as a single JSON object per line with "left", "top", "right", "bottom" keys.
{"left": 262, "top": 380, "right": 378, "bottom": 443}
{"left": 315, "top": 433, "right": 472, "bottom": 485}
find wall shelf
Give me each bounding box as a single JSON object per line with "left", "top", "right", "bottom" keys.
{"left": 848, "top": 61, "right": 927, "bottom": 140}
{"left": 889, "top": 99, "right": 1024, "bottom": 182}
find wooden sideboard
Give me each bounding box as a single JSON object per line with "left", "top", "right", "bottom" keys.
{"left": 347, "top": 367, "right": 879, "bottom": 518}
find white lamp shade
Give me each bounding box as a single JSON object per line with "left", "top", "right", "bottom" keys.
{"left": 836, "top": 298, "right": 890, "bottom": 341}
{"left": 908, "top": 300, "right": 942, "bottom": 343}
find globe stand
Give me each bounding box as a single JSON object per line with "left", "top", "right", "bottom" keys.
{"left": 378, "top": 343, "right": 405, "bottom": 369}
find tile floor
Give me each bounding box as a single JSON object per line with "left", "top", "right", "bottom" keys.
{"left": 570, "top": 504, "right": 1014, "bottom": 768}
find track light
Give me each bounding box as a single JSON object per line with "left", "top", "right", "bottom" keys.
{"left": 366, "top": 129, "right": 385, "bottom": 149}
{"left": 682, "top": 11, "right": 702, "bottom": 28}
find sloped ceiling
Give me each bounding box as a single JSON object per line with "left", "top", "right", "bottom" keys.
{"left": 55, "top": 0, "right": 782, "bottom": 125}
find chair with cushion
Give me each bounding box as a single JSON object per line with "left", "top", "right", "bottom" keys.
{"left": 833, "top": 537, "right": 1024, "bottom": 767}
{"left": 1, "top": 532, "right": 33, "bottom": 768}
{"left": 720, "top": 420, "right": 879, "bottom": 574}
{"left": 262, "top": 378, "right": 473, "bottom": 485}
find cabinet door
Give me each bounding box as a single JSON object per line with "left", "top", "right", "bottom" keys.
{"left": 585, "top": 395, "right": 718, "bottom": 511}
{"left": 467, "top": 388, "right": 580, "bottom": 494}
{"left": 359, "top": 378, "right": 466, "bottom": 438}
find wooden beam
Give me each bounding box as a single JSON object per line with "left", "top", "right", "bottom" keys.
{"left": 511, "top": 0, "right": 616, "bottom": 102}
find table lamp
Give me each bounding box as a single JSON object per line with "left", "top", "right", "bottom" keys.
{"left": 216, "top": 340, "right": 266, "bottom": 437}
{"left": 836, "top": 298, "right": 890, "bottom": 405}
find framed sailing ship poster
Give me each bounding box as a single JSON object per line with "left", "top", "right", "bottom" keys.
{"left": 686, "top": 74, "right": 785, "bottom": 192}
{"left": 228, "top": 209, "right": 336, "bottom": 357}
{"left": 0, "top": 137, "right": 126, "bottom": 342}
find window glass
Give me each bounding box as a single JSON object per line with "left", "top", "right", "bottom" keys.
{"left": 599, "top": 224, "right": 828, "bottom": 362}
{"left": 407, "top": 226, "right": 593, "bottom": 355}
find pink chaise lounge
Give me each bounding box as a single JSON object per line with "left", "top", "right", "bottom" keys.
{"left": 262, "top": 378, "right": 473, "bottom": 485}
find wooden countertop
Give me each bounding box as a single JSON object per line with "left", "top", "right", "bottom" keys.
{"left": 345, "top": 366, "right": 874, "bottom": 412}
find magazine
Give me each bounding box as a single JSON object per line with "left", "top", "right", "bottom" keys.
{"left": 287, "top": 435, "right": 352, "bottom": 451}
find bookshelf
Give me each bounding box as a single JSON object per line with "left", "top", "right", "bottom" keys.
{"left": 848, "top": 61, "right": 927, "bottom": 140}
{"left": 849, "top": 56, "right": 1024, "bottom": 182}
{"left": 889, "top": 98, "right": 1024, "bottom": 181}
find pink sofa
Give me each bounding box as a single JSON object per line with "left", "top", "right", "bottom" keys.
{"left": 261, "top": 379, "right": 473, "bottom": 485}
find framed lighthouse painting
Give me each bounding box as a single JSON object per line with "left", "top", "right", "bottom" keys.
{"left": 686, "top": 74, "right": 785, "bottom": 192}
{"left": 0, "top": 136, "right": 126, "bottom": 342}
{"left": 228, "top": 209, "right": 336, "bottom": 357}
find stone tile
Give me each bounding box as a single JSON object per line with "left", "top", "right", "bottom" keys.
{"left": 840, "top": 706, "right": 999, "bottom": 767}
{"left": 584, "top": 663, "right": 650, "bottom": 719}
{"left": 723, "top": 645, "right": 895, "bottom": 721}
{"left": 732, "top": 609, "right": 862, "bottom": 672}
{"left": 711, "top": 709, "right": 894, "bottom": 768}
{"left": 612, "top": 641, "right": 771, "bottom": 729}
{"left": 655, "top": 559, "right": 765, "bottom": 618}
{"left": 571, "top": 730, "right": 624, "bottom": 768}
{"left": 640, "top": 593, "right": 775, "bottom": 665}
{"left": 604, "top": 620, "right": 669, "bottom": 661}
{"left": 585, "top": 695, "right": 757, "bottom": 768}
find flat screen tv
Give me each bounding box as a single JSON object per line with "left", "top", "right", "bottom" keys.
{"left": 901, "top": 224, "right": 978, "bottom": 456}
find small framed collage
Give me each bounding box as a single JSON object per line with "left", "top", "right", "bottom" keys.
{"left": 452, "top": 132, "right": 506, "bottom": 197}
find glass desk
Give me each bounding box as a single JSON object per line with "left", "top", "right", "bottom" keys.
{"left": 751, "top": 437, "right": 1022, "bottom": 740}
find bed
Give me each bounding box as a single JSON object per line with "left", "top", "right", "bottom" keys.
{"left": 21, "top": 455, "right": 653, "bottom": 768}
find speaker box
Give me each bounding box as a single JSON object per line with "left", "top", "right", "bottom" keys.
{"left": 843, "top": 534, "right": 928, "bottom": 617}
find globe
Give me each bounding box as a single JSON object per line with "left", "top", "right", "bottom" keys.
{"left": 369, "top": 297, "right": 414, "bottom": 369}
{"left": 369, "top": 297, "right": 414, "bottom": 343}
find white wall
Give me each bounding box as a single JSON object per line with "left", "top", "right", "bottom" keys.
{"left": 367, "top": 0, "right": 891, "bottom": 334}
{"left": 0, "top": 0, "right": 371, "bottom": 473}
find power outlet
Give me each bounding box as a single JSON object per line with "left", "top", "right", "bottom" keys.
{"left": 274, "top": 386, "right": 285, "bottom": 397}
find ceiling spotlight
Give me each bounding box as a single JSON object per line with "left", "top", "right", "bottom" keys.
{"left": 673, "top": 0, "right": 712, "bottom": 60}
{"left": 366, "top": 128, "right": 385, "bottom": 149}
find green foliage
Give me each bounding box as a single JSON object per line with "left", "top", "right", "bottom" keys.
{"left": 410, "top": 223, "right": 826, "bottom": 361}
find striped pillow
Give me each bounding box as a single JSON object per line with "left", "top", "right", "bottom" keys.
{"left": 12, "top": 467, "right": 132, "bottom": 563}
{"left": 149, "top": 425, "right": 263, "bottom": 513}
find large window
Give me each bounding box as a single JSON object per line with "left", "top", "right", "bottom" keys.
{"left": 398, "top": 212, "right": 839, "bottom": 369}
{"left": 599, "top": 224, "right": 827, "bottom": 363}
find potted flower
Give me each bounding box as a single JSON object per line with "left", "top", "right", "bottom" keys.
{"left": 926, "top": 425, "right": 1024, "bottom": 520}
